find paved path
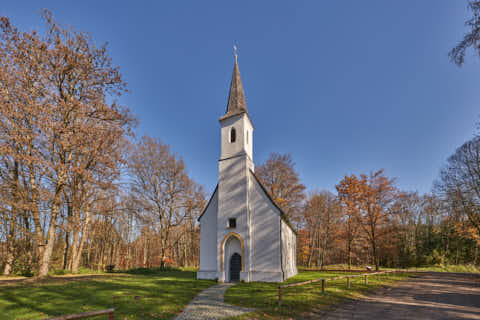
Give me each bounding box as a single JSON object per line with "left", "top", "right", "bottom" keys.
{"left": 321, "top": 272, "right": 480, "bottom": 320}
{"left": 175, "top": 283, "right": 254, "bottom": 320}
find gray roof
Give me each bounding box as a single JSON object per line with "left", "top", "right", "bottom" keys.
{"left": 219, "top": 57, "right": 249, "bottom": 122}
{"left": 249, "top": 169, "right": 297, "bottom": 235}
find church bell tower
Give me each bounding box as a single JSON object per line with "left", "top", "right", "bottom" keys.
{"left": 197, "top": 51, "right": 298, "bottom": 283}
{"left": 216, "top": 53, "right": 254, "bottom": 282}
{"left": 218, "top": 54, "right": 254, "bottom": 165}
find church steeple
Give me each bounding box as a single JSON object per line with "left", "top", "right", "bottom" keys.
{"left": 218, "top": 49, "right": 254, "bottom": 163}
{"left": 219, "top": 51, "right": 248, "bottom": 121}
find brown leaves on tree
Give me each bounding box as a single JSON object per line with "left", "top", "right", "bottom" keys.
{"left": 336, "top": 170, "right": 396, "bottom": 270}
{"left": 0, "top": 10, "right": 134, "bottom": 276}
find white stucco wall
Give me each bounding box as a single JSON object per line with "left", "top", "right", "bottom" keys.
{"left": 217, "top": 154, "right": 251, "bottom": 282}
{"left": 197, "top": 187, "right": 218, "bottom": 279}
{"left": 281, "top": 219, "right": 298, "bottom": 279}
{"left": 249, "top": 171, "right": 283, "bottom": 282}
{"left": 219, "top": 113, "right": 253, "bottom": 161}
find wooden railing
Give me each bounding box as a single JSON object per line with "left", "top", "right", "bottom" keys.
{"left": 43, "top": 308, "right": 115, "bottom": 320}
{"left": 278, "top": 270, "right": 408, "bottom": 306}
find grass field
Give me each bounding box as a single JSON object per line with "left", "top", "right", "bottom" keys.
{"left": 301, "top": 263, "right": 480, "bottom": 273}
{"left": 1, "top": 265, "right": 470, "bottom": 320}
{"left": 408, "top": 264, "right": 480, "bottom": 273}
{"left": 0, "top": 270, "right": 215, "bottom": 320}
{"left": 224, "top": 270, "right": 412, "bottom": 319}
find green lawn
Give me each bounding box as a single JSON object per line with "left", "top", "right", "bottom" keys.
{"left": 224, "top": 271, "right": 412, "bottom": 319}
{"left": 406, "top": 264, "right": 480, "bottom": 273}
{"left": 300, "top": 264, "right": 480, "bottom": 273}
{"left": 0, "top": 271, "right": 215, "bottom": 320}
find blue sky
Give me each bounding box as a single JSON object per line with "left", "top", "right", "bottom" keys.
{"left": 3, "top": 1, "right": 480, "bottom": 195}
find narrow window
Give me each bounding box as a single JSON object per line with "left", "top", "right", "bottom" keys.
{"left": 230, "top": 127, "right": 236, "bottom": 143}
{"left": 228, "top": 218, "right": 236, "bottom": 229}
{"left": 246, "top": 130, "right": 249, "bottom": 144}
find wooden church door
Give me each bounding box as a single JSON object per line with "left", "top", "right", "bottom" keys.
{"left": 229, "top": 253, "right": 241, "bottom": 282}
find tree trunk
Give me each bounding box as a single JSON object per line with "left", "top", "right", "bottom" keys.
{"left": 372, "top": 239, "right": 379, "bottom": 271}
{"left": 474, "top": 242, "right": 479, "bottom": 266}
{"left": 62, "top": 230, "right": 70, "bottom": 270}
{"left": 306, "top": 230, "right": 315, "bottom": 268}
{"left": 3, "top": 250, "right": 14, "bottom": 276}
{"left": 143, "top": 236, "right": 148, "bottom": 267}
{"left": 3, "top": 216, "right": 16, "bottom": 276}
{"left": 38, "top": 191, "right": 62, "bottom": 278}
{"left": 72, "top": 211, "right": 91, "bottom": 272}
{"left": 69, "top": 210, "right": 80, "bottom": 271}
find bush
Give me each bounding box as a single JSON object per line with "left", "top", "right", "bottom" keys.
{"left": 15, "top": 266, "right": 34, "bottom": 277}
{"left": 424, "top": 249, "right": 445, "bottom": 266}
{"left": 52, "top": 269, "right": 67, "bottom": 276}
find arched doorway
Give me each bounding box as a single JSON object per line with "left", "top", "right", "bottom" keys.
{"left": 222, "top": 233, "right": 244, "bottom": 282}
{"left": 229, "top": 253, "right": 241, "bottom": 282}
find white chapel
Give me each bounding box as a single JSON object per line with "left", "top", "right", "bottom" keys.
{"left": 197, "top": 55, "right": 297, "bottom": 283}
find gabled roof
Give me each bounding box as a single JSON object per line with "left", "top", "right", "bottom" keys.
{"left": 197, "top": 184, "right": 218, "bottom": 222}
{"left": 249, "top": 169, "right": 297, "bottom": 235}
{"left": 197, "top": 174, "right": 297, "bottom": 236}
{"left": 219, "top": 56, "right": 249, "bottom": 122}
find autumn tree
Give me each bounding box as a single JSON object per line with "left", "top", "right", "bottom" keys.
{"left": 128, "top": 136, "right": 203, "bottom": 269}
{"left": 302, "top": 191, "right": 341, "bottom": 268}
{"left": 256, "top": 153, "right": 306, "bottom": 220}
{"left": 0, "top": 11, "right": 133, "bottom": 277}
{"left": 335, "top": 175, "right": 361, "bottom": 269}
{"left": 337, "top": 170, "right": 395, "bottom": 270}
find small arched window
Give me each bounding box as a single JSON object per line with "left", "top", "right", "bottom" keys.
{"left": 246, "top": 131, "right": 249, "bottom": 144}
{"left": 230, "top": 127, "right": 236, "bottom": 143}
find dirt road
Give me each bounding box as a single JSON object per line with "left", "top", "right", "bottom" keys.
{"left": 322, "top": 272, "right": 480, "bottom": 320}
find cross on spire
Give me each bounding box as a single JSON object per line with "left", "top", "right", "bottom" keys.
{"left": 219, "top": 48, "right": 249, "bottom": 121}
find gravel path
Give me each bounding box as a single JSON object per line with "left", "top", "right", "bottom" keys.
{"left": 320, "top": 272, "right": 480, "bottom": 320}
{"left": 175, "top": 283, "right": 254, "bottom": 320}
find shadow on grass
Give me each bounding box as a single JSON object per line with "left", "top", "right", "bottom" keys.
{"left": 224, "top": 272, "right": 411, "bottom": 319}
{"left": 0, "top": 271, "right": 215, "bottom": 320}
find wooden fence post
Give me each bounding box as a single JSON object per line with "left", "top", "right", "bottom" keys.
{"left": 108, "top": 310, "right": 114, "bottom": 320}
{"left": 365, "top": 275, "right": 368, "bottom": 285}
{"left": 278, "top": 286, "right": 282, "bottom": 307}
{"left": 347, "top": 277, "right": 350, "bottom": 289}
{"left": 321, "top": 279, "right": 325, "bottom": 294}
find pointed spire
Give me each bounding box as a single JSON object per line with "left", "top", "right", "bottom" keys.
{"left": 219, "top": 48, "right": 248, "bottom": 121}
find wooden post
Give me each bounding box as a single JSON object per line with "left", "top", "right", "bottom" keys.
{"left": 347, "top": 277, "right": 350, "bottom": 289}
{"left": 321, "top": 279, "right": 325, "bottom": 294}
{"left": 365, "top": 275, "right": 368, "bottom": 285}
{"left": 278, "top": 286, "right": 282, "bottom": 306}
{"left": 43, "top": 308, "right": 115, "bottom": 320}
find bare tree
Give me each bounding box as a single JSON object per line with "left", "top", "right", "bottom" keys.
{"left": 450, "top": 1, "right": 480, "bottom": 65}
{"left": 128, "top": 136, "right": 200, "bottom": 269}
{"left": 436, "top": 137, "right": 480, "bottom": 238}
{"left": 256, "top": 153, "right": 306, "bottom": 220}
{"left": 303, "top": 191, "right": 341, "bottom": 268}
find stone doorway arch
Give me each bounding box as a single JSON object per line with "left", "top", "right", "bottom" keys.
{"left": 221, "top": 232, "right": 245, "bottom": 282}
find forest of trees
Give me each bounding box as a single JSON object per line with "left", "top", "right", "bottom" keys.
{"left": 1, "top": 10, "right": 480, "bottom": 278}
